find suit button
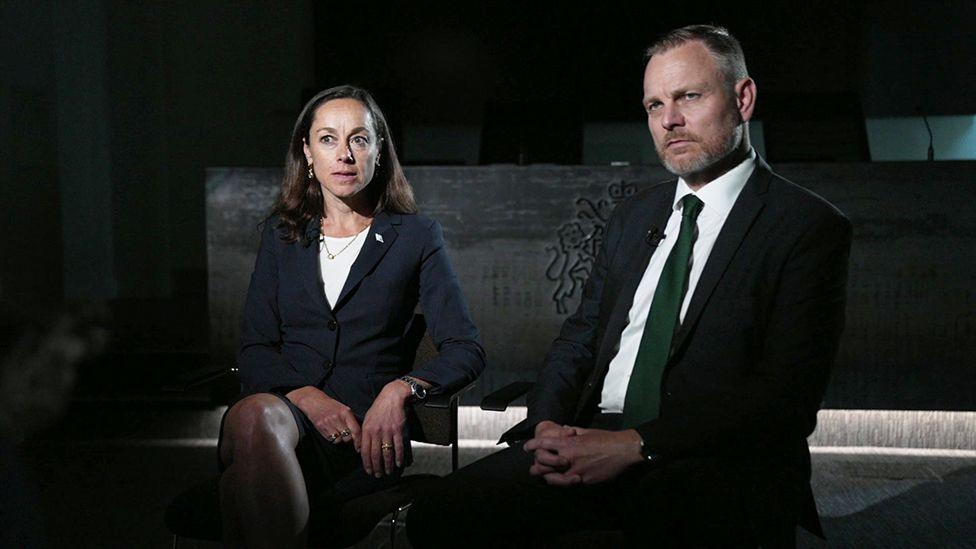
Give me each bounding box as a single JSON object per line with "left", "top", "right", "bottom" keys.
{"left": 665, "top": 391, "right": 672, "bottom": 397}
{"left": 328, "top": 320, "right": 337, "bottom": 331}
{"left": 325, "top": 361, "right": 333, "bottom": 369}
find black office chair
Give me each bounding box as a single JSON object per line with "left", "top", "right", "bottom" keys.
{"left": 165, "top": 315, "right": 473, "bottom": 548}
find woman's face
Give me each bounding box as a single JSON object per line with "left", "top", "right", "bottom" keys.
{"left": 303, "top": 98, "right": 381, "bottom": 203}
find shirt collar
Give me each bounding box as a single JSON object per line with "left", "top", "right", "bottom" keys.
{"left": 673, "top": 148, "right": 757, "bottom": 217}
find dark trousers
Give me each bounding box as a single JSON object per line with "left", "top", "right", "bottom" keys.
{"left": 406, "top": 432, "right": 802, "bottom": 548}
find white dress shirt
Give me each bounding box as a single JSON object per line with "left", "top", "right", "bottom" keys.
{"left": 319, "top": 225, "right": 371, "bottom": 307}
{"left": 599, "top": 149, "right": 757, "bottom": 413}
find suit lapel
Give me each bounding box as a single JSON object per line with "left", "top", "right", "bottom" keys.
{"left": 670, "top": 159, "right": 771, "bottom": 354}
{"left": 299, "top": 216, "right": 333, "bottom": 315}
{"left": 595, "top": 185, "right": 676, "bottom": 370}
{"left": 333, "top": 211, "right": 400, "bottom": 311}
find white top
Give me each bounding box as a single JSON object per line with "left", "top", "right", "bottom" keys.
{"left": 599, "top": 149, "right": 757, "bottom": 413}
{"left": 319, "top": 225, "right": 371, "bottom": 307}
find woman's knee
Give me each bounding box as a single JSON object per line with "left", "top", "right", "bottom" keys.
{"left": 220, "top": 394, "right": 298, "bottom": 463}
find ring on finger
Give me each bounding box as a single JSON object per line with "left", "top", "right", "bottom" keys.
{"left": 328, "top": 432, "right": 341, "bottom": 442}
{"left": 340, "top": 428, "right": 351, "bottom": 437}
{"left": 381, "top": 442, "right": 394, "bottom": 452}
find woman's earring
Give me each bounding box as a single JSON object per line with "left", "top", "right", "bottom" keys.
{"left": 307, "top": 164, "right": 314, "bottom": 179}
{"left": 375, "top": 156, "right": 381, "bottom": 168}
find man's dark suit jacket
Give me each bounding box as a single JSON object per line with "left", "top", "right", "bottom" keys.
{"left": 502, "top": 157, "right": 852, "bottom": 534}
{"left": 237, "top": 211, "right": 486, "bottom": 422}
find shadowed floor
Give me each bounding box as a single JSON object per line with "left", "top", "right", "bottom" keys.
{"left": 15, "top": 440, "right": 976, "bottom": 548}
{"left": 7, "top": 401, "right": 975, "bottom": 548}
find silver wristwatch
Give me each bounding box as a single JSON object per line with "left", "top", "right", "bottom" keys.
{"left": 399, "top": 376, "right": 428, "bottom": 401}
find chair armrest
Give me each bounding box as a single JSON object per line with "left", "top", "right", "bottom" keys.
{"left": 409, "top": 380, "right": 476, "bottom": 446}
{"left": 480, "top": 381, "right": 534, "bottom": 411}
{"left": 422, "top": 379, "right": 477, "bottom": 409}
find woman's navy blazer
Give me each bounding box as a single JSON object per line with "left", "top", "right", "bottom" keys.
{"left": 238, "top": 211, "right": 486, "bottom": 419}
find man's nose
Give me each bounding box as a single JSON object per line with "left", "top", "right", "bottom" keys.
{"left": 661, "top": 103, "right": 684, "bottom": 130}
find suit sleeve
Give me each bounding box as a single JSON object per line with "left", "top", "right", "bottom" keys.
{"left": 237, "top": 220, "right": 312, "bottom": 394}
{"left": 518, "top": 202, "right": 627, "bottom": 434}
{"left": 637, "top": 209, "right": 853, "bottom": 458}
{"left": 407, "top": 219, "right": 486, "bottom": 393}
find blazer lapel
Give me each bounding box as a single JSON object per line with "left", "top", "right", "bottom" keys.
{"left": 300, "top": 216, "right": 333, "bottom": 314}
{"left": 594, "top": 185, "right": 676, "bottom": 371}
{"left": 333, "top": 211, "right": 401, "bottom": 311}
{"left": 670, "top": 159, "right": 771, "bottom": 354}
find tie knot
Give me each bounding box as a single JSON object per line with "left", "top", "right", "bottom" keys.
{"left": 680, "top": 194, "right": 704, "bottom": 221}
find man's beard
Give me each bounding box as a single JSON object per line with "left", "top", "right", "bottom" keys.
{"left": 657, "top": 122, "right": 743, "bottom": 178}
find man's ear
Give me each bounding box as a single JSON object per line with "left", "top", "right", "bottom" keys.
{"left": 735, "top": 77, "right": 757, "bottom": 123}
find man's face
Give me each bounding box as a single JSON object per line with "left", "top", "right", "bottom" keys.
{"left": 642, "top": 41, "right": 744, "bottom": 180}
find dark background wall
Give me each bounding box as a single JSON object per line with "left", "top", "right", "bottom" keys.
{"left": 2, "top": 1, "right": 314, "bottom": 314}
{"left": 1, "top": 1, "right": 974, "bottom": 401}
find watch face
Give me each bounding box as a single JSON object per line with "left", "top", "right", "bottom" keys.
{"left": 401, "top": 376, "right": 427, "bottom": 400}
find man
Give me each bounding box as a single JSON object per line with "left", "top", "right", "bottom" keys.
{"left": 408, "top": 25, "right": 851, "bottom": 548}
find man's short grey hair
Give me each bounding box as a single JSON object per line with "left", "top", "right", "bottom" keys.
{"left": 645, "top": 25, "right": 749, "bottom": 88}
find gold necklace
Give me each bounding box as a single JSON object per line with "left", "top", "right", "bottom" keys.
{"left": 320, "top": 223, "right": 369, "bottom": 260}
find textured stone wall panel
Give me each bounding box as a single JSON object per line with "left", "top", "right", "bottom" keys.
{"left": 206, "top": 163, "right": 976, "bottom": 409}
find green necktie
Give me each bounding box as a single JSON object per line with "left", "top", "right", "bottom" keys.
{"left": 622, "top": 194, "right": 704, "bottom": 427}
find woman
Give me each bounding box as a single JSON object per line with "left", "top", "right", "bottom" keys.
{"left": 218, "top": 85, "right": 485, "bottom": 548}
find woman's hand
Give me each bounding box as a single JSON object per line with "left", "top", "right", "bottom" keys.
{"left": 360, "top": 380, "right": 412, "bottom": 477}
{"left": 285, "top": 386, "right": 361, "bottom": 448}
